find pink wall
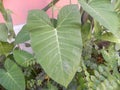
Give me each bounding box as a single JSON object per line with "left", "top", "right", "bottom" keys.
{"left": 0, "top": 0, "right": 77, "bottom": 25}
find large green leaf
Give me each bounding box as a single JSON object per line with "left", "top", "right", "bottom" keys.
{"left": 0, "top": 59, "right": 25, "bottom": 90}
{"left": 78, "top": 0, "right": 120, "bottom": 37}
{"left": 26, "top": 5, "right": 82, "bottom": 87}
{"left": 0, "top": 23, "right": 8, "bottom": 42}
{"left": 13, "top": 50, "right": 33, "bottom": 67}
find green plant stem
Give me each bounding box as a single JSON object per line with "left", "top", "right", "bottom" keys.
{"left": 0, "top": 0, "right": 15, "bottom": 40}
{"left": 42, "top": 0, "right": 59, "bottom": 11}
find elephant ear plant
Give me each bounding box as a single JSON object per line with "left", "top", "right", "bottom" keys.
{"left": 0, "top": 0, "right": 120, "bottom": 90}
{"left": 16, "top": 4, "right": 82, "bottom": 88}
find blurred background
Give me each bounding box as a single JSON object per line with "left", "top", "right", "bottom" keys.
{"left": 0, "top": 0, "right": 77, "bottom": 25}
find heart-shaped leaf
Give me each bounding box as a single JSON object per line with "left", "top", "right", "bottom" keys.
{"left": 25, "top": 5, "right": 82, "bottom": 87}
{"left": 0, "top": 59, "right": 25, "bottom": 90}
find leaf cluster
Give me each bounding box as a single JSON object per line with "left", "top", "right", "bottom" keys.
{"left": 0, "top": 0, "right": 120, "bottom": 90}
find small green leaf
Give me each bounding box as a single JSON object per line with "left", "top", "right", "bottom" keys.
{"left": 94, "top": 70, "right": 100, "bottom": 77}
{"left": 94, "top": 20, "right": 102, "bottom": 38}
{"left": 100, "top": 32, "right": 120, "bottom": 43}
{"left": 0, "top": 23, "right": 8, "bottom": 42}
{"left": 0, "top": 59, "right": 25, "bottom": 90}
{"left": 101, "top": 49, "right": 110, "bottom": 62}
{"left": 13, "top": 50, "right": 33, "bottom": 67}
{"left": 0, "top": 42, "right": 14, "bottom": 56}
{"left": 15, "top": 25, "right": 30, "bottom": 44}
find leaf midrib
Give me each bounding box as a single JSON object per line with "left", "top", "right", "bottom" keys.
{"left": 54, "top": 28, "right": 65, "bottom": 84}
{"left": 6, "top": 72, "right": 21, "bottom": 89}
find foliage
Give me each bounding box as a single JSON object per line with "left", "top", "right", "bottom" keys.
{"left": 0, "top": 0, "right": 120, "bottom": 90}
{"left": 0, "top": 59, "right": 25, "bottom": 90}
{"left": 25, "top": 5, "right": 82, "bottom": 87}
